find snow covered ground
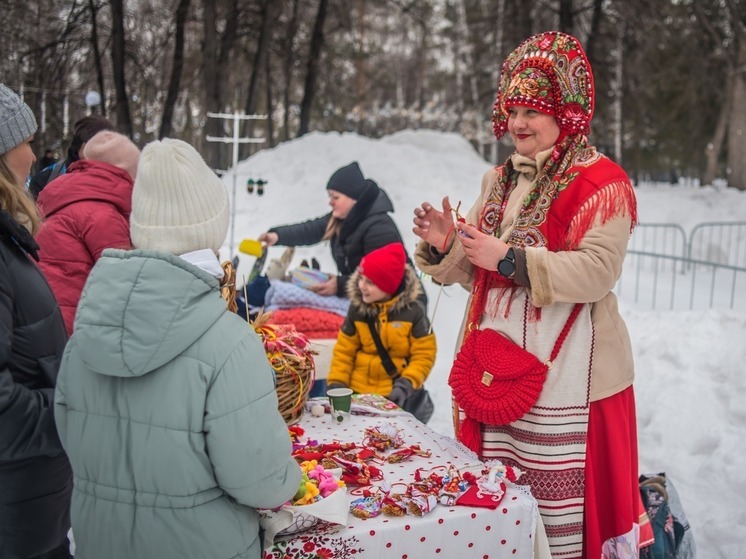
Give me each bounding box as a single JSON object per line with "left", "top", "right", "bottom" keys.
{"left": 225, "top": 130, "right": 746, "bottom": 558}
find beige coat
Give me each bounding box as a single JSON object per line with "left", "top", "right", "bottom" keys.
{"left": 415, "top": 149, "right": 634, "bottom": 402}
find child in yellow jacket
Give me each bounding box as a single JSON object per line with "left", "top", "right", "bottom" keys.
{"left": 327, "top": 242, "right": 436, "bottom": 406}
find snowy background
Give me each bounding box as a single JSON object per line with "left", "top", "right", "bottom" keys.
{"left": 222, "top": 129, "right": 746, "bottom": 558}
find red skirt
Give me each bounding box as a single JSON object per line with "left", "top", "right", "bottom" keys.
{"left": 584, "top": 386, "right": 651, "bottom": 558}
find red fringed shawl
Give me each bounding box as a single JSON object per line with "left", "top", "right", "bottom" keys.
{"left": 468, "top": 134, "right": 637, "bottom": 326}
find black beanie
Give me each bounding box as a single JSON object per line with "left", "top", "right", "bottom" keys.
{"left": 326, "top": 161, "right": 368, "bottom": 200}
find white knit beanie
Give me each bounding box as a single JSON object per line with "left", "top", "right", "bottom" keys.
{"left": 130, "top": 138, "right": 230, "bottom": 255}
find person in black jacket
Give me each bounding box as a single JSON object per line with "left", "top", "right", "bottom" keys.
{"left": 28, "top": 114, "right": 115, "bottom": 200}
{"left": 258, "top": 161, "right": 427, "bottom": 307}
{"left": 0, "top": 83, "right": 73, "bottom": 559}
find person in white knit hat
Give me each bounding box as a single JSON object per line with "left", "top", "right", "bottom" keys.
{"left": 36, "top": 130, "right": 141, "bottom": 335}
{"left": 55, "top": 138, "right": 301, "bottom": 559}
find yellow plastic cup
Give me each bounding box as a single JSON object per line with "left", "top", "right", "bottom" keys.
{"left": 238, "top": 238, "right": 264, "bottom": 257}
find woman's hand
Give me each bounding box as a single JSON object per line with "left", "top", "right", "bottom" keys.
{"left": 257, "top": 231, "right": 278, "bottom": 246}
{"left": 455, "top": 221, "right": 510, "bottom": 270}
{"left": 413, "top": 196, "right": 456, "bottom": 252}
{"left": 311, "top": 276, "right": 338, "bottom": 297}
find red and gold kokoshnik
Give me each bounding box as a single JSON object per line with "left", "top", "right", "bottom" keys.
{"left": 492, "top": 31, "right": 595, "bottom": 139}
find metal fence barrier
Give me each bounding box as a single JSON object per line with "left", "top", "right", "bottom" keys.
{"left": 688, "top": 221, "right": 746, "bottom": 268}
{"left": 615, "top": 222, "right": 746, "bottom": 311}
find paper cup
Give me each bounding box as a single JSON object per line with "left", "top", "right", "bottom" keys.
{"left": 327, "top": 387, "right": 353, "bottom": 424}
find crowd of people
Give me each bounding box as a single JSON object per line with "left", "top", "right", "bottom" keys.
{"left": 2, "top": 29, "right": 648, "bottom": 559}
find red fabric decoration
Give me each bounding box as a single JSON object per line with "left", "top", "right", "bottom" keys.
{"left": 457, "top": 417, "right": 483, "bottom": 456}
{"left": 455, "top": 484, "right": 506, "bottom": 509}
{"left": 358, "top": 242, "right": 406, "bottom": 295}
{"left": 267, "top": 307, "right": 344, "bottom": 340}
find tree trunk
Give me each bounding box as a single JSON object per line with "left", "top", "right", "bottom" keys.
{"left": 159, "top": 0, "right": 190, "bottom": 139}
{"left": 726, "top": 40, "right": 746, "bottom": 190}
{"left": 283, "top": 0, "right": 300, "bottom": 141}
{"left": 203, "top": 0, "right": 222, "bottom": 168}
{"left": 416, "top": 16, "right": 427, "bottom": 118}
{"left": 243, "top": 0, "right": 274, "bottom": 148}
{"left": 558, "top": 0, "right": 573, "bottom": 34}
{"left": 355, "top": 0, "right": 366, "bottom": 134}
{"left": 265, "top": 49, "right": 275, "bottom": 148}
{"left": 515, "top": 0, "right": 532, "bottom": 41}
{"left": 298, "top": 0, "right": 328, "bottom": 137}
{"left": 89, "top": 0, "right": 107, "bottom": 117}
{"left": 584, "top": 0, "right": 604, "bottom": 68}
{"left": 612, "top": 26, "right": 624, "bottom": 165}
{"left": 202, "top": 0, "right": 239, "bottom": 169}
{"left": 703, "top": 69, "right": 733, "bottom": 186}
{"left": 109, "top": 0, "right": 132, "bottom": 136}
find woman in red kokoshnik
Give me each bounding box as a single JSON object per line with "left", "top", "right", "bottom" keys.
{"left": 413, "top": 31, "right": 650, "bottom": 559}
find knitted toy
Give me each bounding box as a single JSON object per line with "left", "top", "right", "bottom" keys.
{"left": 292, "top": 460, "right": 345, "bottom": 505}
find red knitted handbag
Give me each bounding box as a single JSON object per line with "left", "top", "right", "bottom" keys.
{"left": 449, "top": 303, "right": 582, "bottom": 454}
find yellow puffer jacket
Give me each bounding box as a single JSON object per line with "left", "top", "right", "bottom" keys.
{"left": 327, "top": 266, "right": 436, "bottom": 396}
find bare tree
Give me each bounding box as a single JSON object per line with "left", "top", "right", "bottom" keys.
{"left": 202, "top": 0, "right": 241, "bottom": 168}
{"left": 583, "top": 0, "right": 604, "bottom": 67}
{"left": 559, "top": 0, "right": 574, "bottom": 34}
{"left": 725, "top": 1, "right": 746, "bottom": 190}
{"left": 2, "top": 0, "right": 741, "bottom": 188}
{"left": 694, "top": 0, "right": 746, "bottom": 189}
{"left": 298, "top": 0, "right": 329, "bottom": 137}
{"left": 110, "top": 0, "right": 132, "bottom": 136}
{"left": 281, "top": 0, "right": 300, "bottom": 140}
{"left": 244, "top": 0, "right": 273, "bottom": 120}
{"left": 89, "top": 0, "right": 107, "bottom": 117}
{"left": 159, "top": 0, "right": 191, "bottom": 139}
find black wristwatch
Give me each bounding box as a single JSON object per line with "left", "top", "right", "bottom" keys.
{"left": 497, "top": 247, "right": 516, "bottom": 277}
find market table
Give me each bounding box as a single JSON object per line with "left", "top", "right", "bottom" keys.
{"left": 263, "top": 404, "right": 546, "bottom": 559}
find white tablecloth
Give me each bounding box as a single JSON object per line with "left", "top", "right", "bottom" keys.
{"left": 263, "top": 410, "right": 541, "bottom": 559}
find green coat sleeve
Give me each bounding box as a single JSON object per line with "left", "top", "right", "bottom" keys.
{"left": 204, "top": 332, "right": 301, "bottom": 509}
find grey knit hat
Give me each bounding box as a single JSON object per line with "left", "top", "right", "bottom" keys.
{"left": 0, "top": 84, "right": 37, "bottom": 155}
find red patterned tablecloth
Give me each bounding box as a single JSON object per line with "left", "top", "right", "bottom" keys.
{"left": 264, "top": 412, "right": 539, "bottom": 559}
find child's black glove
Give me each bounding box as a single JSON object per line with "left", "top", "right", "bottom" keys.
{"left": 387, "top": 377, "right": 414, "bottom": 407}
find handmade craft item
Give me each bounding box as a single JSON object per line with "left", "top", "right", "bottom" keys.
{"left": 386, "top": 444, "right": 431, "bottom": 463}
{"left": 258, "top": 459, "right": 348, "bottom": 546}
{"left": 455, "top": 460, "right": 523, "bottom": 509}
{"left": 251, "top": 310, "right": 317, "bottom": 424}
{"left": 363, "top": 422, "right": 404, "bottom": 451}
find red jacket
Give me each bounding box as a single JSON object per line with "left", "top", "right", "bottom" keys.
{"left": 36, "top": 159, "right": 134, "bottom": 334}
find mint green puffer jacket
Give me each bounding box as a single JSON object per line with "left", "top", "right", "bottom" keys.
{"left": 55, "top": 249, "right": 301, "bottom": 559}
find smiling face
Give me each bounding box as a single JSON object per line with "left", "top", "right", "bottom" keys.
{"left": 357, "top": 274, "right": 391, "bottom": 304}
{"left": 327, "top": 189, "right": 357, "bottom": 219}
{"left": 506, "top": 106, "right": 561, "bottom": 160}
{"left": 3, "top": 136, "right": 36, "bottom": 186}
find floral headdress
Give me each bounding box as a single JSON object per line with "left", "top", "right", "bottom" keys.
{"left": 492, "top": 31, "right": 594, "bottom": 139}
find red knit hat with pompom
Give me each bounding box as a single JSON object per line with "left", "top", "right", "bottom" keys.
{"left": 358, "top": 242, "right": 406, "bottom": 295}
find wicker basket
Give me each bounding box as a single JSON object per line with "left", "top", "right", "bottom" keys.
{"left": 251, "top": 311, "right": 317, "bottom": 425}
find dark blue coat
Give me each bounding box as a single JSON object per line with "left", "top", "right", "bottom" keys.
{"left": 0, "top": 210, "right": 72, "bottom": 558}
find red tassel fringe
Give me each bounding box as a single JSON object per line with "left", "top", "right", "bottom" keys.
{"left": 458, "top": 416, "right": 482, "bottom": 456}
